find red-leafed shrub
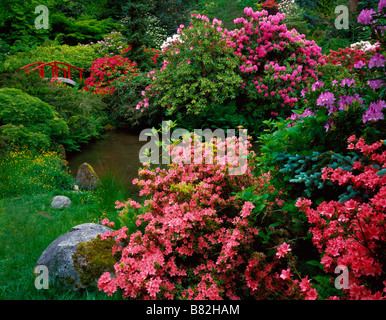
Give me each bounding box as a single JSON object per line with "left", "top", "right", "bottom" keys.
{"left": 296, "top": 136, "right": 386, "bottom": 300}
{"left": 83, "top": 53, "right": 139, "bottom": 96}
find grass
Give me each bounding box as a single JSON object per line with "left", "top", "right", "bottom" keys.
{"left": 0, "top": 149, "right": 134, "bottom": 299}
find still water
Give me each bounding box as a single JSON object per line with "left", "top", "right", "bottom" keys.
{"left": 67, "top": 130, "right": 146, "bottom": 190}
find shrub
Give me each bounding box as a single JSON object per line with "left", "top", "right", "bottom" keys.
{"left": 89, "top": 31, "right": 131, "bottom": 58}
{"left": 96, "top": 134, "right": 318, "bottom": 299}
{"left": 0, "top": 88, "right": 69, "bottom": 150}
{"left": 0, "top": 71, "right": 107, "bottom": 151}
{"left": 136, "top": 14, "right": 243, "bottom": 116}
{"left": 296, "top": 136, "right": 386, "bottom": 300}
{"left": 2, "top": 43, "right": 99, "bottom": 79}
{"left": 226, "top": 8, "right": 325, "bottom": 118}
{"left": 323, "top": 46, "right": 380, "bottom": 71}
{"left": 83, "top": 54, "right": 139, "bottom": 96}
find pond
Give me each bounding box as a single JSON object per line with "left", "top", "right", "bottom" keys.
{"left": 67, "top": 130, "right": 146, "bottom": 192}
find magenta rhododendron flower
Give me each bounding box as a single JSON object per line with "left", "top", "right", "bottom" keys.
{"left": 357, "top": 9, "right": 376, "bottom": 25}
{"left": 368, "top": 53, "right": 386, "bottom": 68}
{"left": 316, "top": 91, "right": 335, "bottom": 107}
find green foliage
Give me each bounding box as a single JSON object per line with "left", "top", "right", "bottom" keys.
{"left": 91, "top": 31, "right": 129, "bottom": 57}
{"left": 2, "top": 43, "right": 99, "bottom": 77}
{"left": 0, "top": 71, "right": 107, "bottom": 151}
{"left": 0, "top": 88, "right": 69, "bottom": 150}
{"left": 320, "top": 38, "right": 351, "bottom": 54}
{"left": 278, "top": 0, "right": 308, "bottom": 35}
{"left": 175, "top": 100, "right": 248, "bottom": 132}
{"left": 107, "top": 72, "right": 163, "bottom": 129}
{"left": 196, "top": 0, "right": 258, "bottom": 30}
{"left": 49, "top": 14, "right": 117, "bottom": 46}
{"left": 148, "top": 0, "right": 199, "bottom": 36}
{"left": 0, "top": 0, "right": 117, "bottom": 52}
{"left": 120, "top": 0, "right": 166, "bottom": 67}
{"left": 142, "top": 16, "right": 242, "bottom": 116}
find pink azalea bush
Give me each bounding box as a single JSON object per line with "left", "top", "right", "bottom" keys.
{"left": 225, "top": 7, "right": 325, "bottom": 116}
{"left": 97, "top": 134, "right": 318, "bottom": 299}
{"left": 296, "top": 136, "right": 386, "bottom": 300}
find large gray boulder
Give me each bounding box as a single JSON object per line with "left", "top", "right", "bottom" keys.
{"left": 35, "top": 223, "right": 112, "bottom": 289}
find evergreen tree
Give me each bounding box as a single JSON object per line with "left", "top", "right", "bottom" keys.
{"left": 120, "top": 0, "right": 160, "bottom": 67}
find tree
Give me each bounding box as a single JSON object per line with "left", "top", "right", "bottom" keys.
{"left": 120, "top": 0, "right": 164, "bottom": 68}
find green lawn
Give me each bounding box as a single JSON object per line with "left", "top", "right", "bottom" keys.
{"left": 0, "top": 188, "right": 129, "bottom": 300}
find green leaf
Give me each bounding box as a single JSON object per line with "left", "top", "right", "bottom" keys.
{"left": 306, "top": 260, "right": 324, "bottom": 270}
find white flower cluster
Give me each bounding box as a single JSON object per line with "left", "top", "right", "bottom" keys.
{"left": 278, "top": 0, "right": 297, "bottom": 16}
{"left": 350, "top": 40, "right": 380, "bottom": 51}
{"left": 160, "top": 34, "right": 183, "bottom": 51}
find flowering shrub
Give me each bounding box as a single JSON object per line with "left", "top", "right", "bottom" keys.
{"left": 225, "top": 7, "right": 324, "bottom": 117}
{"left": 351, "top": 41, "right": 381, "bottom": 52}
{"left": 136, "top": 14, "right": 243, "bottom": 115}
{"left": 302, "top": 64, "right": 385, "bottom": 139}
{"left": 296, "top": 136, "right": 386, "bottom": 300}
{"left": 323, "top": 46, "right": 380, "bottom": 71}
{"left": 83, "top": 54, "right": 139, "bottom": 96}
{"left": 97, "top": 134, "right": 317, "bottom": 299}
{"left": 89, "top": 31, "right": 130, "bottom": 57}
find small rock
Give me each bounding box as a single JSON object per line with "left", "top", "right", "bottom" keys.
{"left": 75, "top": 162, "right": 100, "bottom": 190}
{"left": 51, "top": 195, "right": 71, "bottom": 209}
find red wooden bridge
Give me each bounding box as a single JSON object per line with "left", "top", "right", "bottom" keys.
{"left": 20, "top": 61, "right": 84, "bottom": 86}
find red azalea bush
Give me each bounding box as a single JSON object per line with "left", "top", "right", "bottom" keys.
{"left": 97, "top": 134, "right": 318, "bottom": 299}
{"left": 296, "top": 136, "right": 386, "bottom": 300}
{"left": 225, "top": 7, "right": 325, "bottom": 117}
{"left": 83, "top": 53, "right": 139, "bottom": 96}
{"left": 323, "top": 46, "right": 380, "bottom": 71}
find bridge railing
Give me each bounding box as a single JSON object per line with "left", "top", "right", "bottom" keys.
{"left": 20, "top": 61, "right": 84, "bottom": 82}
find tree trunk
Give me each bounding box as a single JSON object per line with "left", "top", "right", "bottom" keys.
{"left": 349, "top": 0, "right": 358, "bottom": 13}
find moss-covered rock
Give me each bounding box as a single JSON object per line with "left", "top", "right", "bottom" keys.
{"left": 72, "top": 234, "right": 119, "bottom": 288}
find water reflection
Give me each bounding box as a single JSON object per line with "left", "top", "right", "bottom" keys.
{"left": 67, "top": 130, "right": 146, "bottom": 192}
